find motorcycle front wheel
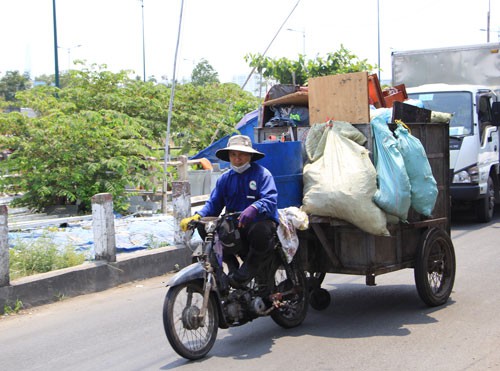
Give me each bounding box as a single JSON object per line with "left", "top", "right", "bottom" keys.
{"left": 270, "top": 259, "right": 309, "bottom": 328}
{"left": 162, "top": 282, "right": 219, "bottom": 360}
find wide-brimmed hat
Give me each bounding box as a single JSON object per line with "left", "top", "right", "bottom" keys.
{"left": 215, "top": 135, "right": 265, "bottom": 162}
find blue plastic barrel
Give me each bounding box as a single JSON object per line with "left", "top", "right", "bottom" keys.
{"left": 254, "top": 141, "right": 304, "bottom": 209}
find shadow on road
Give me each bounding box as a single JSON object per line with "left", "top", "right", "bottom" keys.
{"left": 201, "top": 281, "right": 455, "bottom": 361}
{"left": 451, "top": 205, "right": 499, "bottom": 227}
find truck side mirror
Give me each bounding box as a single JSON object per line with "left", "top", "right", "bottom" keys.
{"left": 492, "top": 102, "right": 500, "bottom": 125}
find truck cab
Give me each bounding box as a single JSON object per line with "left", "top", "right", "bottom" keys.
{"left": 407, "top": 84, "right": 500, "bottom": 222}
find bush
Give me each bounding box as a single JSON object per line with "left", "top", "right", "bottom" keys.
{"left": 9, "top": 236, "right": 86, "bottom": 280}
{"left": 0, "top": 63, "right": 260, "bottom": 214}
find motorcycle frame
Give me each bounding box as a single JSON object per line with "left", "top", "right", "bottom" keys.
{"left": 167, "top": 228, "right": 231, "bottom": 328}
{"left": 166, "top": 214, "right": 298, "bottom": 330}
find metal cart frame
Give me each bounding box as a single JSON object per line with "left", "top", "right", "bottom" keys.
{"left": 296, "top": 122, "right": 456, "bottom": 309}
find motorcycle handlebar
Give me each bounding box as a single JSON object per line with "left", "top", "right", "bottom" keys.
{"left": 187, "top": 212, "right": 242, "bottom": 230}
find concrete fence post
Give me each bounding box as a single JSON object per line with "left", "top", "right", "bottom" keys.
{"left": 91, "top": 193, "right": 116, "bottom": 262}
{"left": 0, "top": 205, "right": 9, "bottom": 287}
{"left": 172, "top": 181, "right": 191, "bottom": 245}
{"left": 177, "top": 155, "right": 188, "bottom": 181}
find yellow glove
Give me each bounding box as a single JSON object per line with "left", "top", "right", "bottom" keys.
{"left": 180, "top": 214, "right": 201, "bottom": 232}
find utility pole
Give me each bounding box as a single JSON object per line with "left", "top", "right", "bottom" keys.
{"left": 52, "top": 0, "right": 60, "bottom": 88}
{"left": 487, "top": 0, "right": 491, "bottom": 43}
{"left": 377, "top": 0, "right": 381, "bottom": 80}
{"left": 141, "top": 0, "right": 146, "bottom": 82}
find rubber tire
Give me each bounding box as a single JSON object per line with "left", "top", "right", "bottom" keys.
{"left": 476, "top": 176, "right": 495, "bottom": 223}
{"left": 270, "top": 259, "right": 309, "bottom": 328}
{"left": 306, "top": 272, "right": 326, "bottom": 288}
{"left": 414, "top": 228, "right": 456, "bottom": 307}
{"left": 309, "top": 288, "right": 331, "bottom": 311}
{"left": 162, "top": 282, "right": 219, "bottom": 360}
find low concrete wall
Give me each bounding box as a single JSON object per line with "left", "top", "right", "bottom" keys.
{"left": 0, "top": 245, "right": 191, "bottom": 312}
{"left": 1, "top": 187, "right": 197, "bottom": 314}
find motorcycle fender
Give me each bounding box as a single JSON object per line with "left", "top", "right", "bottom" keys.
{"left": 167, "top": 262, "right": 205, "bottom": 287}
{"left": 166, "top": 262, "right": 231, "bottom": 329}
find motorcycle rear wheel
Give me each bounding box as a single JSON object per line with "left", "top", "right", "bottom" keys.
{"left": 270, "top": 259, "right": 309, "bottom": 328}
{"left": 163, "top": 282, "right": 219, "bottom": 360}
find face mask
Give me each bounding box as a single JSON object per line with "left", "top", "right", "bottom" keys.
{"left": 230, "top": 162, "right": 251, "bottom": 174}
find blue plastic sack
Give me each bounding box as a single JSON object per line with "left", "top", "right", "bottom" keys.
{"left": 394, "top": 124, "right": 438, "bottom": 216}
{"left": 371, "top": 116, "right": 411, "bottom": 221}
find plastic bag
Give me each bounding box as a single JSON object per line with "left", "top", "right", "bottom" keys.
{"left": 394, "top": 124, "right": 438, "bottom": 216}
{"left": 304, "top": 121, "right": 367, "bottom": 163}
{"left": 302, "top": 127, "right": 389, "bottom": 236}
{"left": 371, "top": 116, "right": 411, "bottom": 221}
{"left": 277, "top": 207, "right": 309, "bottom": 263}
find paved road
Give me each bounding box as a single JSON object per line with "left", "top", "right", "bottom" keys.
{"left": 1, "top": 211, "right": 499, "bottom": 371}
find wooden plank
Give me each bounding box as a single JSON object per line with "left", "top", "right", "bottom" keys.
{"left": 310, "top": 223, "right": 343, "bottom": 268}
{"left": 308, "top": 72, "right": 370, "bottom": 124}
{"left": 262, "top": 91, "right": 309, "bottom": 106}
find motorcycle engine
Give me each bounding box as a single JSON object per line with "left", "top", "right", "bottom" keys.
{"left": 226, "top": 301, "right": 243, "bottom": 323}
{"left": 225, "top": 290, "right": 265, "bottom": 324}
{"left": 250, "top": 296, "right": 267, "bottom": 315}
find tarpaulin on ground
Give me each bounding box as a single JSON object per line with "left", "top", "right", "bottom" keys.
{"left": 8, "top": 215, "right": 178, "bottom": 258}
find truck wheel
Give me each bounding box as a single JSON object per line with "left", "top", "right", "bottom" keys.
{"left": 414, "top": 228, "right": 456, "bottom": 307}
{"left": 475, "top": 176, "right": 495, "bottom": 223}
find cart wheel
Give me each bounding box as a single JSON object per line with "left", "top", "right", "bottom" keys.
{"left": 309, "top": 288, "right": 331, "bottom": 311}
{"left": 306, "top": 272, "right": 326, "bottom": 292}
{"left": 414, "top": 228, "right": 456, "bottom": 307}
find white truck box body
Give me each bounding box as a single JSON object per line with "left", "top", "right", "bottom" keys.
{"left": 391, "top": 45, "right": 500, "bottom": 222}
{"left": 392, "top": 43, "right": 500, "bottom": 87}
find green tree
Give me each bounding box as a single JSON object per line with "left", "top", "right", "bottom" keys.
{"left": 191, "top": 59, "right": 219, "bottom": 86}
{"left": 0, "top": 70, "right": 32, "bottom": 102}
{"left": 172, "top": 82, "right": 259, "bottom": 153}
{"left": 34, "top": 74, "right": 54, "bottom": 87}
{"left": 0, "top": 62, "right": 259, "bottom": 213}
{"left": 34, "top": 71, "right": 73, "bottom": 89}
{"left": 245, "top": 45, "right": 377, "bottom": 85}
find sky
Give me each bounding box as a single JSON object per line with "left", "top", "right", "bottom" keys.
{"left": 2, "top": 0, "right": 500, "bottom": 85}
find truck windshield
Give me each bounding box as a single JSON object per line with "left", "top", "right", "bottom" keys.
{"left": 408, "top": 91, "right": 473, "bottom": 135}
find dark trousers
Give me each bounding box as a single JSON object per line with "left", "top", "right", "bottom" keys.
{"left": 238, "top": 219, "right": 277, "bottom": 259}
{"left": 198, "top": 219, "right": 277, "bottom": 273}
{"left": 220, "top": 219, "right": 276, "bottom": 275}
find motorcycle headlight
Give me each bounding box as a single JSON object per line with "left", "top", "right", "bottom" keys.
{"left": 453, "top": 166, "right": 479, "bottom": 183}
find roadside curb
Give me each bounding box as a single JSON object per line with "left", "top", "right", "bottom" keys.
{"left": 0, "top": 245, "right": 191, "bottom": 313}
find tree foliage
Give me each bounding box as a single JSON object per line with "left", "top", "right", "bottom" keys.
{"left": 191, "top": 59, "right": 220, "bottom": 86}
{"left": 0, "top": 62, "right": 259, "bottom": 213}
{"left": 34, "top": 71, "right": 74, "bottom": 89}
{"left": 245, "top": 45, "right": 377, "bottom": 86}
{"left": 0, "top": 46, "right": 373, "bottom": 214}
{"left": 0, "top": 71, "right": 32, "bottom": 102}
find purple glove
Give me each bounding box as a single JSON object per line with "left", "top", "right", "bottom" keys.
{"left": 238, "top": 205, "right": 258, "bottom": 227}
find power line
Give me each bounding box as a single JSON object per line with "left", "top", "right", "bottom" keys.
{"left": 241, "top": 0, "right": 302, "bottom": 90}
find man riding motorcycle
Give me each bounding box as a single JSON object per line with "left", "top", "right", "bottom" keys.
{"left": 181, "top": 135, "right": 279, "bottom": 288}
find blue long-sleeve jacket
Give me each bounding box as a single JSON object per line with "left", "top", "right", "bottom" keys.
{"left": 198, "top": 163, "right": 279, "bottom": 224}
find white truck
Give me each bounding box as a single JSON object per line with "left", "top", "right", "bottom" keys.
{"left": 392, "top": 43, "right": 500, "bottom": 222}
